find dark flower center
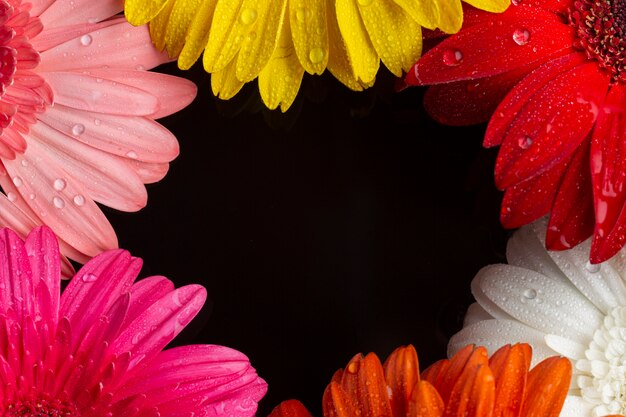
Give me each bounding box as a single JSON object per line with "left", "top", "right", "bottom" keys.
{"left": 4, "top": 398, "right": 78, "bottom": 417}
{"left": 570, "top": 0, "right": 626, "bottom": 81}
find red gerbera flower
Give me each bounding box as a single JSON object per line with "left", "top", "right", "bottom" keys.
{"left": 404, "top": 0, "right": 626, "bottom": 263}
{"left": 267, "top": 343, "right": 573, "bottom": 417}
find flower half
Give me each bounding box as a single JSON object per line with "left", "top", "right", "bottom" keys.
{"left": 0, "top": 224, "right": 267, "bottom": 417}
{"left": 448, "top": 218, "right": 626, "bottom": 416}
{"left": 267, "top": 342, "right": 571, "bottom": 417}
{"left": 123, "top": 0, "right": 508, "bottom": 112}
{"left": 0, "top": 0, "right": 197, "bottom": 272}
{"left": 405, "top": 0, "right": 626, "bottom": 263}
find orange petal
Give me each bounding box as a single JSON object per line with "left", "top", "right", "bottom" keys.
{"left": 269, "top": 400, "right": 315, "bottom": 417}
{"left": 323, "top": 381, "right": 359, "bottom": 417}
{"left": 519, "top": 356, "right": 571, "bottom": 417}
{"left": 421, "top": 358, "right": 450, "bottom": 388}
{"left": 384, "top": 344, "right": 420, "bottom": 417}
{"left": 444, "top": 364, "right": 495, "bottom": 417}
{"left": 357, "top": 352, "right": 394, "bottom": 417}
{"left": 488, "top": 343, "right": 531, "bottom": 417}
{"left": 341, "top": 353, "right": 364, "bottom": 402}
{"left": 408, "top": 380, "right": 444, "bottom": 417}
{"left": 436, "top": 345, "right": 489, "bottom": 404}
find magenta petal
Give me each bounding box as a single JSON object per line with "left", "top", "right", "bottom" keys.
{"left": 25, "top": 225, "right": 60, "bottom": 327}
{"left": 123, "top": 276, "right": 175, "bottom": 329}
{"left": 0, "top": 228, "right": 34, "bottom": 321}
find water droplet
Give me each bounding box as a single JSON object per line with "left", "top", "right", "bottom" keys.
{"left": 518, "top": 135, "right": 533, "bottom": 149}
{"left": 80, "top": 34, "right": 92, "bottom": 46}
{"left": 52, "top": 196, "right": 65, "bottom": 209}
{"left": 73, "top": 194, "right": 85, "bottom": 206}
{"left": 585, "top": 261, "right": 601, "bottom": 273}
{"left": 240, "top": 8, "right": 257, "bottom": 25}
{"left": 71, "top": 124, "right": 85, "bottom": 136}
{"left": 12, "top": 176, "right": 22, "bottom": 187}
{"left": 81, "top": 273, "right": 97, "bottom": 282}
{"left": 309, "top": 48, "right": 324, "bottom": 64}
{"left": 295, "top": 7, "right": 308, "bottom": 22}
{"left": 53, "top": 178, "right": 66, "bottom": 191}
{"left": 442, "top": 49, "right": 463, "bottom": 66}
{"left": 135, "top": 65, "right": 145, "bottom": 71}
{"left": 94, "top": 119, "right": 101, "bottom": 126}
{"left": 347, "top": 361, "right": 359, "bottom": 374}
{"left": 522, "top": 288, "right": 537, "bottom": 300}
{"left": 126, "top": 151, "right": 138, "bottom": 159}
{"left": 512, "top": 28, "right": 530, "bottom": 46}
{"left": 20, "top": 160, "right": 28, "bottom": 167}
{"left": 131, "top": 333, "right": 141, "bottom": 344}
{"left": 511, "top": 0, "right": 521, "bottom": 5}
{"left": 7, "top": 192, "right": 16, "bottom": 202}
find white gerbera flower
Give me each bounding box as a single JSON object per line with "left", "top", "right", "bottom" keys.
{"left": 449, "top": 218, "right": 626, "bottom": 417}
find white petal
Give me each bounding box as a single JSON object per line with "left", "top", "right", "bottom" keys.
{"left": 545, "top": 334, "right": 588, "bottom": 360}
{"left": 507, "top": 223, "right": 568, "bottom": 282}
{"left": 463, "top": 302, "right": 494, "bottom": 326}
{"left": 559, "top": 395, "right": 595, "bottom": 417}
{"left": 475, "top": 264, "right": 602, "bottom": 341}
{"left": 471, "top": 265, "right": 516, "bottom": 321}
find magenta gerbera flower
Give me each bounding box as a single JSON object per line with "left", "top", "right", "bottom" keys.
{"left": 0, "top": 0, "right": 196, "bottom": 272}
{"left": 0, "top": 225, "right": 267, "bottom": 417}
{"left": 405, "top": 0, "right": 626, "bottom": 263}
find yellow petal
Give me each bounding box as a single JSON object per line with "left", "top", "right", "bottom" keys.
{"left": 394, "top": 0, "right": 440, "bottom": 30}
{"left": 463, "top": 0, "right": 510, "bottom": 13}
{"left": 357, "top": 0, "right": 421, "bottom": 77}
{"left": 150, "top": 0, "right": 176, "bottom": 52}
{"left": 289, "top": 0, "right": 328, "bottom": 75}
{"left": 125, "top": 0, "right": 170, "bottom": 26}
{"left": 435, "top": 0, "right": 463, "bottom": 34}
{"left": 235, "top": 0, "right": 288, "bottom": 82}
{"left": 258, "top": 14, "right": 304, "bottom": 112}
{"left": 211, "top": 57, "right": 246, "bottom": 100}
{"left": 203, "top": 0, "right": 247, "bottom": 73}
{"left": 163, "top": 0, "right": 204, "bottom": 58}
{"left": 179, "top": 0, "right": 219, "bottom": 69}
{"left": 325, "top": 0, "right": 374, "bottom": 91}
{"left": 335, "top": 0, "right": 379, "bottom": 84}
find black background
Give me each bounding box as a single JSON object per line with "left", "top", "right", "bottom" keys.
{"left": 104, "top": 61, "right": 512, "bottom": 417}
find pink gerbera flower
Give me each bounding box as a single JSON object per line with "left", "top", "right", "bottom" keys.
{"left": 405, "top": 0, "right": 626, "bottom": 263}
{"left": 0, "top": 225, "right": 267, "bottom": 417}
{"left": 0, "top": 0, "right": 196, "bottom": 272}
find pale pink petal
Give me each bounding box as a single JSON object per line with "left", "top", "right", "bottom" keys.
{"left": 123, "top": 276, "right": 175, "bottom": 329}
{"left": 38, "top": 104, "right": 180, "bottom": 163}
{"left": 29, "top": 0, "right": 55, "bottom": 17}
{"left": 38, "top": 18, "right": 170, "bottom": 72}
{"left": 3, "top": 146, "right": 118, "bottom": 258}
{"left": 127, "top": 160, "right": 170, "bottom": 184}
{"left": 28, "top": 121, "right": 148, "bottom": 211}
{"left": 43, "top": 72, "right": 160, "bottom": 116}
{"left": 111, "top": 285, "right": 207, "bottom": 371}
{"left": 38, "top": 0, "right": 123, "bottom": 28}
{"left": 0, "top": 228, "right": 34, "bottom": 320}
{"left": 30, "top": 20, "right": 120, "bottom": 52}
{"left": 80, "top": 69, "right": 198, "bottom": 119}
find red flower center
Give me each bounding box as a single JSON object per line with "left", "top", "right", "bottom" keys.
{"left": 570, "top": 0, "right": 626, "bottom": 82}
{"left": 4, "top": 398, "right": 78, "bottom": 417}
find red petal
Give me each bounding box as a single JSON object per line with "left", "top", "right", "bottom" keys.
{"left": 500, "top": 157, "right": 570, "bottom": 229}
{"left": 269, "top": 400, "right": 314, "bottom": 417}
{"left": 495, "top": 62, "right": 610, "bottom": 189}
{"left": 463, "top": 1, "right": 570, "bottom": 28}
{"left": 546, "top": 139, "right": 594, "bottom": 251}
{"left": 485, "top": 53, "right": 586, "bottom": 147}
{"left": 589, "top": 83, "right": 626, "bottom": 262}
{"left": 406, "top": 7, "right": 573, "bottom": 86}
{"left": 488, "top": 343, "right": 531, "bottom": 417}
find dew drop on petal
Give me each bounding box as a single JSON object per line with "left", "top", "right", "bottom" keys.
{"left": 585, "top": 261, "right": 601, "bottom": 273}
{"left": 296, "top": 7, "right": 308, "bottom": 22}
{"left": 347, "top": 361, "right": 359, "bottom": 374}
{"left": 309, "top": 48, "right": 324, "bottom": 64}
{"left": 522, "top": 288, "right": 537, "bottom": 300}
{"left": 518, "top": 135, "right": 533, "bottom": 149}
{"left": 80, "top": 35, "right": 92, "bottom": 46}
{"left": 512, "top": 28, "right": 530, "bottom": 46}
{"left": 52, "top": 196, "right": 65, "bottom": 209}
{"left": 82, "top": 273, "right": 97, "bottom": 283}
{"left": 53, "top": 178, "right": 66, "bottom": 191}
{"left": 71, "top": 124, "right": 85, "bottom": 136}
{"left": 442, "top": 49, "right": 463, "bottom": 66}
{"left": 12, "top": 176, "right": 22, "bottom": 187}
{"left": 511, "top": 0, "right": 521, "bottom": 5}
{"left": 126, "top": 151, "right": 138, "bottom": 159}
{"left": 94, "top": 119, "right": 101, "bottom": 126}
{"left": 73, "top": 194, "right": 85, "bottom": 206}
{"left": 7, "top": 192, "right": 16, "bottom": 202}
{"left": 240, "top": 8, "right": 257, "bottom": 25}
{"left": 20, "top": 160, "right": 28, "bottom": 167}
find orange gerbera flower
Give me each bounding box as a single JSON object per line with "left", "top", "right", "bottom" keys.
{"left": 268, "top": 343, "right": 579, "bottom": 417}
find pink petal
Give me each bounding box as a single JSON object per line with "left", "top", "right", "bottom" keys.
{"left": 38, "top": 104, "right": 180, "bottom": 163}
{"left": 28, "top": 120, "right": 148, "bottom": 212}
{"left": 127, "top": 160, "right": 170, "bottom": 184}
{"left": 29, "top": 0, "right": 55, "bottom": 17}
{"left": 406, "top": 6, "right": 574, "bottom": 86}
{"left": 38, "top": 0, "right": 123, "bottom": 28}
{"left": 0, "top": 227, "right": 34, "bottom": 321}
{"left": 123, "top": 276, "right": 175, "bottom": 329}
{"left": 79, "top": 69, "right": 198, "bottom": 119}
{"left": 31, "top": 20, "right": 120, "bottom": 52}
{"left": 110, "top": 285, "right": 207, "bottom": 371}
{"left": 38, "top": 18, "right": 170, "bottom": 72}
{"left": 545, "top": 140, "right": 594, "bottom": 251}
{"left": 43, "top": 72, "right": 160, "bottom": 116}
{"left": 494, "top": 62, "right": 610, "bottom": 189}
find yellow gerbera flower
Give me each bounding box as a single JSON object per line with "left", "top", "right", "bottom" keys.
{"left": 125, "top": 0, "right": 509, "bottom": 112}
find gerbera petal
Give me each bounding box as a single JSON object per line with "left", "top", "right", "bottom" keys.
{"left": 335, "top": 0, "right": 379, "bottom": 83}
{"left": 159, "top": 0, "right": 203, "bottom": 59}
{"left": 0, "top": 227, "right": 34, "bottom": 320}
{"left": 408, "top": 380, "right": 444, "bottom": 417}
{"left": 123, "top": 275, "right": 174, "bottom": 328}
{"left": 394, "top": 0, "right": 440, "bottom": 31}
{"left": 462, "top": 302, "right": 494, "bottom": 327}
{"left": 289, "top": 0, "right": 328, "bottom": 75}
{"left": 357, "top": 0, "right": 422, "bottom": 77}
{"left": 38, "top": 0, "right": 123, "bottom": 28}
{"left": 211, "top": 58, "right": 246, "bottom": 100}
{"left": 545, "top": 140, "right": 594, "bottom": 252}
{"left": 519, "top": 356, "right": 571, "bottom": 416}
{"left": 383, "top": 345, "right": 419, "bottom": 417}
{"left": 125, "top": 0, "right": 170, "bottom": 26}
{"left": 434, "top": 0, "right": 463, "bottom": 34}
{"left": 269, "top": 400, "right": 314, "bottom": 417}
{"left": 258, "top": 16, "right": 304, "bottom": 112}
{"left": 30, "top": 20, "right": 120, "bottom": 52}
{"left": 559, "top": 395, "right": 595, "bottom": 416}
{"left": 355, "top": 353, "right": 393, "bottom": 417}
{"left": 323, "top": 380, "right": 359, "bottom": 417}
{"left": 38, "top": 18, "right": 169, "bottom": 72}
{"left": 24, "top": 225, "right": 60, "bottom": 323}
{"left": 127, "top": 160, "right": 170, "bottom": 184}
{"left": 544, "top": 334, "right": 587, "bottom": 361}
{"left": 463, "top": 0, "right": 510, "bottom": 13}
{"left": 495, "top": 62, "right": 609, "bottom": 189}
{"left": 434, "top": 345, "right": 488, "bottom": 404}
{"left": 444, "top": 362, "right": 494, "bottom": 417}
{"left": 473, "top": 264, "right": 602, "bottom": 341}
{"left": 488, "top": 343, "right": 530, "bottom": 417}
{"left": 149, "top": 0, "right": 176, "bottom": 52}
{"left": 202, "top": 0, "right": 249, "bottom": 73}
{"left": 178, "top": 0, "right": 218, "bottom": 69}
{"left": 406, "top": 7, "right": 573, "bottom": 85}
